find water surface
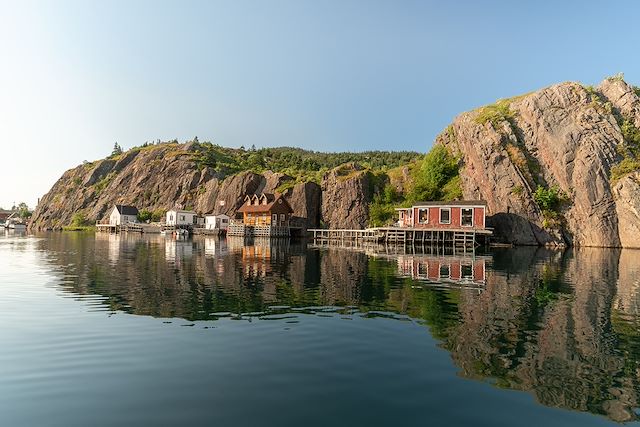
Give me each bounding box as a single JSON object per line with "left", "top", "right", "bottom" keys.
{"left": 1, "top": 231, "right": 639, "bottom": 426}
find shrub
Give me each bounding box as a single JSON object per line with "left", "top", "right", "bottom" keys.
{"left": 619, "top": 119, "right": 640, "bottom": 156}
{"left": 137, "top": 209, "right": 152, "bottom": 223}
{"left": 610, "top": 158, "right": 640, "bottom": 183}
{"left": 409, "top": 144, "right": 460, "bottom": 202}
{"left": 474, "top": 100, "right": 515, "bottom": 127}
{"left": 533, "top": 186, "right": 562, "bottom": 212}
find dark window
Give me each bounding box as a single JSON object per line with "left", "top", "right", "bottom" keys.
{"left": 440, "top": 208, "right": 451, "bottom": 224}
{"left": 461, "top": 264, "right": 473, "bottom": 278}
{"left": 418, "top": 263, "right": 428, "bottom": 276}
{"left": 461, "top": 208, "right": 473, "bottom": 227}
{"left": 439, "top": 265, "right": 450, "bottom": 278}
{"left": 418, "top": 208, "right": 429, "bottom": 224}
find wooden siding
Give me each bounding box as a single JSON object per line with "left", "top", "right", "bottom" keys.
{"left": 399, "top": 205, "right": 485, "bottom": 230}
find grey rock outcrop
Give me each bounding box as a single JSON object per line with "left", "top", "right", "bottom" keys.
{"left": 613, "top": 172, "right": 640, "bottom": 249}
{"left": 320, "top": 164, "right": 373, "bottom": 229}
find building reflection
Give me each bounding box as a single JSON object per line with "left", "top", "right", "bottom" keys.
{"left": 37, "top": 233, "right": 640, "bottom": 422}
{"left": 395, "top": 254, "right": 486, "bottom": 286}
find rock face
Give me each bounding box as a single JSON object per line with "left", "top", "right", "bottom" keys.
{"left": 29, "top": 144, "right": 365, "bottom": 232}
{"left": 30, "top": 77, "right": 640, "bottom": 247}
{"left": 320, "top": 164, "right": 374, "bottom": 229}
{"left": 439, "top": 77, "right": 640, "bottom": 247}
{"left": 613, "top": 172, "right": 640, "bottom": 249}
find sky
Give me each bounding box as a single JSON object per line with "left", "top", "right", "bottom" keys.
{"left": 1, "top": 0, "right": 640, "bottom": 209}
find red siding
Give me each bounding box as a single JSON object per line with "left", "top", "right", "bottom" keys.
{"left": 404, "top": 205, "right": 485, "bottom": 230}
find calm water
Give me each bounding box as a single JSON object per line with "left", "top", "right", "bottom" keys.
{"left": 1, "top": 231, "right": 640, "bottom": 426}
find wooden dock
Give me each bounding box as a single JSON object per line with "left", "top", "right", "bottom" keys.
{"left": 228, "top": 224, "right": 291, "bottom": 237}
{"left": 96, "top": 222, "right": 144, "bottom": 233}
{"left": 308, "top": 227, "right": 492, "bottom": 250}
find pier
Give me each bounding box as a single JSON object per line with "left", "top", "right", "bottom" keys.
{"left": 308, "top": 227, "right": 492, "bottom": 251}
{"left": 228, "top": 224, "right": 291, "bottom": 237}
{"left": 96, "top": 222, "right": 144, "bottom": 233}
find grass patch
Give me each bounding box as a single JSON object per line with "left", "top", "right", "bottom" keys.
{"left": 93, "top": 172, "right": 115, "bottom": 194}
{"left": 62, "top": 225, "right": 96, "bottom": 232}
{"left": 611, "top": 158, "right": 640, "bottom": 183}
{"left": 475, "top": 99, "right": 515, "bottom": 127}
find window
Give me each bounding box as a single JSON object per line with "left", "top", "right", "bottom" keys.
{"left": 461, "top": 264, "right": 473, "bottom": 279}
{"left": 418, "top": 263, "right": 428, "bottom": 276}
{"left": 418, "top": 208, "right": 429, "bottom": 224}
{"left": 280, "top": 214, "right": 285, "bottom": 222}
{"left": 272, "top": 214, "right": 277, "bottom": 222}
{"left": 180, "top": 215, "right": 185, "bottom": 221}
{"left": 461, "top": 208, "right": 473, "bottom": 227}
{"left": 439, "top": 264, "right": 450, "bottom": 278}
{"left": 440, "top": 208, "right": 450, "bottom": 224}
{"left": 222, "top": 219, "right": 228, "bottom": 223}
{"left": 399, "top": 211, "right": 404, "bottom": 219}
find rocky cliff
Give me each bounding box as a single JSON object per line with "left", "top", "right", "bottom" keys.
{"left": 29, "top": 144, "right": 373, "bottom": 231}
{"left": 438, "top": 77, "right": 640, "bottom": 248}
{"left": 31, "top": 77, "right": 640, "bottom": 247}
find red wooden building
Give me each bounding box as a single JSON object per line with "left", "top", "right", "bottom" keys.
{"left": 396, "top": 255, "right": 486, "bottom": 286}
{"left": 396, "top": 201, "right": 487, "bottom": 230}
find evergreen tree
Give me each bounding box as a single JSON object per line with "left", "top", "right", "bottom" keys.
{"left": 111, "top": 142, "right": 123, "bottom": 156}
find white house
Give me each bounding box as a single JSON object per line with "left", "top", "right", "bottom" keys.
{"left": 166, "top": 209, "right": 197, "bottom": 226}
{"left": 109, "top": 205, "right": 139, "bottom": 226}
{"left": 205, "top": 213, "right": 230, "bottom": 230}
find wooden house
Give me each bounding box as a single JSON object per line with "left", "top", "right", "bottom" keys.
{"left": 205, "top": 213, "right": 230, "bottom": 230}
{"left": 396, "top": 201, "right": 487, "bottom": 230}
{"left": 237, "top": 193, "right": 293, "bottom": 227}
{"left": 166, "top": 209, "right": 196, "bottom": 226}
{"left": 108, "top": 205, "right": 139, "bottom": 226}
{"left": 396, "top": 255, "right": 486, "bottom": 286}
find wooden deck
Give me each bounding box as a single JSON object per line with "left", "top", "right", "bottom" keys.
{"left": 228, "top": 224, "right": 291, "bottom": 237}
{"left": 96, "top": 222, "right": 143, "bottom": 233}
{"left": 308, "top": 226, "right": 492, "bottom": 250}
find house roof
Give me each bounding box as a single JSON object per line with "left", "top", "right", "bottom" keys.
{"left": 237, "top": 194, "right": 293, "bottom": 214}
{"left": 114, "top": 205, "right": 139, "bottom": 215}
{"left": 167, "top": 209, "right": 196, "bottom": 214}
{"left": 205, "top": 213, "right": 230, "bottom": 218}
{"left": 402, "top": 200, "right": 487, "bottom": 208}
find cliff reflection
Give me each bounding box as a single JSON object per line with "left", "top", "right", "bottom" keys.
{"left": 37, "top": 233, "right": 640, "bottom": 421}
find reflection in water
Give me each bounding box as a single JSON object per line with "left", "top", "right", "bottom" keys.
{"left": 33, "top": 233, "right": 640, "bottom": 422}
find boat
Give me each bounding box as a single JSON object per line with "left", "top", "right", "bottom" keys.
{"left": 5, "top": 219, "right": 26, "bottom": 231}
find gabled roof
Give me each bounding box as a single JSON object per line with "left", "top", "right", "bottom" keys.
{"left": 237, "top": 193, "right": 293, "bottom": 213}
{"left": 167, "top": 209, "right": 196, "bottom": 214}
{"left": 114, "top": 205, "right": 139, "bottom": 216}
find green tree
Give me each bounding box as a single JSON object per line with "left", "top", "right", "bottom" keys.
{"left": 137, "top": 209, "right": 152, "bottom": 223}
{"left": 409, "top": 145, "right": 459, "bottom": 202}
{"left": 111, "top": 142, "right": 123, "bottom": 157}
{"left": 17, "top": 202, "right": 31, "bottom": 220}
{"left": 70, "top": 212, "right": 89, "bottom": 227}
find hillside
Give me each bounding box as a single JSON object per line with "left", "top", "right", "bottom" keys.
{"left": 30, "top": 75, "right": 640, "bottom": 248}
{"left": 29, "top": 143, "right": 426, "bottom": 231}
{"left": 438, "top": 75, "right": 640, "bottom": 247}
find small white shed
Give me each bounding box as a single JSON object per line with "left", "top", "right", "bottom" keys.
{"left": 109, "top": 205, "right": 139, "bottom": 226}
{"left": 205, "top": 213, "right": 230, "bottom": 230}
{"left": 166, "top": 209, "right": 197, "bottom": 226}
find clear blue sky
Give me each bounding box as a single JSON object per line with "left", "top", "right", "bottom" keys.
{"left": 2, "top": 0, "right": 639, "bottom": 208}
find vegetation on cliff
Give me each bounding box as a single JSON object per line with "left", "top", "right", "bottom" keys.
{"left": 188, "top": 140, "right": 420, "bottom": 184}
{"left": 368, "top": 144, "right": 462, "bottom": 227}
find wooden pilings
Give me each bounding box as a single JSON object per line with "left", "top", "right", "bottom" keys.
{"left": 308, "top": 227, "right": 489, "bottom": 249}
